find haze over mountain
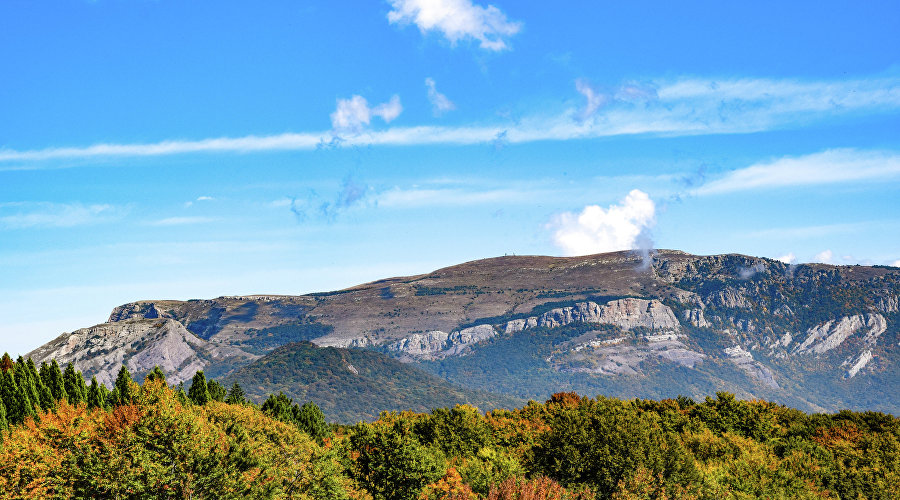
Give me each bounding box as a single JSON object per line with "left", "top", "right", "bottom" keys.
{"left": 27, "top": 250, "right": 900, "bottom": 421}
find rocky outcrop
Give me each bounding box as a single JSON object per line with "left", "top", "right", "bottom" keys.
{"left": 793, "top": 314, "right": 886, "bottom": 355}
{"left": 504, "top": 299, "right": 680, "bottom": 334}
{"left": 385, "top": 325, "right": 497, "bottom": 360}
{"left": 553, "top": 334, "right": 704, "bottom": 375}
{"left": 26, "top": 319, "right": 250, "bottom": 386}
{"left": 724, "top": 346, "right": 778, "bottom": 389}
{"left": 843, "top": 350, "right": 874, "bottom": 378}
{"left": 682, "top": 308, "right": 710, "bottom": 328}
{"left": 877, "top": 295, "right": 899, "bottom": 313}
{"left": 707, "top": 289, "right": 752, "bottom": 309}
{"left": 108, "top": 301, "right": 164, "bottom": 322}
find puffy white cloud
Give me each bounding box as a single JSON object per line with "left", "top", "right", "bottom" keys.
{"left": 330, "top": 95, "right": 403, "bottom": 133}
{"left": 550, "top": 190, "right": 656, "bottom": 257}
{"left": 892, "top": 259, "right": 900, "bottom": 267}
{"left": 387, "top": 0, "right": 522, "bottom": 51}
{"left": 814, "top": 249, "right": 834, "bottom": 264}
{"left": 425, "top": 77, "right": 456, "bottom": 115}
{"left": 777, "top": 253, "right": 797, "bottom": 264}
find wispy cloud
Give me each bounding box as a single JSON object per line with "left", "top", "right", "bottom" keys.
{"left": 147, "top": 216, "right": 218, "bottom": 227}
{"left": 425, "top": 77, "right": 456, "bottom": 115}
{"left": 2, "top": 74, "right": 898, "bottom": 166}
{"left": 0, "top": 202, "right": 121, "bottom": 229}
{"left": 387, "top": 0, "right": 522, "bottom": 51}
{"left": 694, "top": 149, "right": 900, "bottom": 195}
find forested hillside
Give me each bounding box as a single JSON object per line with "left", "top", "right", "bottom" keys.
{"left": 1, "top": 353, "right": 898, "bottom": 499}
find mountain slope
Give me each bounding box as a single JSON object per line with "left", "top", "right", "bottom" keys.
{"left": 223, "top": 341, "right": 524, "bottom": 422}
{"left": 26, "top": 250, "right": 900, "bottom": 415}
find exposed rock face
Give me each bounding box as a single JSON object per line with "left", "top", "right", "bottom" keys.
{"left": 682, "top": 308, "right": 710, "bottom": 328}
{"left": 505, "top": 299, "right": 680, "bottom": 334}
{"left": 724, "top": 346, "right": 778, "bottom": 389}
{"left": 108, "top": 302, "right": 164, "bottom": 322}
{"left": 793, "top": 314, "right": 886, "bottom": 355}
{"left": 844, "top": 350, "right": 874, "bottom": 379}
{"left": 707, "top": 289, "right": 752, "bottom": 309}
{"left": 26, "top": 319, "right": 248, "bottom": 386}
{"left": 553, "top": 334, "right": 704, "bottom": 375}
{"left": 877, "top": 295, "right": 899, "bottom": 313}
{"left": 385, "top": 325, "right": 497, "bottom": 360}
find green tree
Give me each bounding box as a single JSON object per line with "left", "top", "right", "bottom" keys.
{"left": 188, "top": 370, "right": 209, "bottom": 405}
{"left": 0, "top": 398, "right": 7, "bottom": 434}
{"left": 40, "top": 360, "right": 66, "bottom": 403}
{"left": 0, "top": 367, "right": 35, "bottom": 425}
{"left": 349, "top": 417, "right": 446, "bottom": 500}
{"left": 63, "top": 363, "right": 86, "bottom": 404}
{"left": 145, "top": 365, "right": 166, "bottom": 385}
{"left": 86, "top": 376, "right": 105, "bottom": 410}
{"left": 296, "top": 401, "right": 329, "bottom": 442}
{"left": 207, "top": 379, "right": 226, "bottom": 402}
{"left": 113, "top": 365, "right": 136, "bottom": 406}
{"left": 27, "top": 358, "right": 55, "bottom": 411}
{"left": 225, "top": 382, "right": 246, "bottom": 405}
{"left": 15, "top": 357, "right": 42, "bottom": 416}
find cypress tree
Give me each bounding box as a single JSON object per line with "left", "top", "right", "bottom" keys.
{"left": 187, "top": 371, "right": 209, "bottom": 405}
{"left": 63, "top": 363, "right": 86, "bottom": 404}
{"left": 43, "top": 360, "right": 66, "bottom": 403}
{"left": 146, "top": 366, "right": 166, "bottom": 385}
{"left": 0, "top": 398, "right": 7, "bottom": 433}
{"left": 0, "top": 368, "right": 35, "bottom": 425}
{"left": 0, "top": 353, "right": 13, "bottom": 372}
{"left": 87, "top": 376, "right": 105, "bottom": 410}
{"left": 15, "top": 357, "right": 42, "bottom": 416}
{"left": 114, "top": 365, "right": 135, "bottom": 406}
{"left": 226, "top": 382, "right": 246, "bottom": 405}
{"left": 28, "top": 358, "right": 54, "bottom": 411}
{"left": 207, "top": 379, "right": 226, "bottom": 402}
{"left": 175, "top": 382, "right": 188, "bottom": 405}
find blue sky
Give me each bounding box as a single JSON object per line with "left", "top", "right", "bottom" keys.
{"left": 2, "top": 0, "right": 899, "bottom": 355}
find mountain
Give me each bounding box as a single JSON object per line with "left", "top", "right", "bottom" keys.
{"left": 222, "top": 341, "right": 523, "bottom": 422}
{"left": 26, "top": 250, "right": 900, "bottom": 416}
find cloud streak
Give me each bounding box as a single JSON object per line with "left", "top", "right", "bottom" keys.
{"left": 2, "top": 74, "right": 898, "bottom": 166}
{"left": 694, "top": 149, "right": 900, "bottom": 195}
{"left": 425, "top": 77, "right": 456, "bottom": 115}
{"left": 0, "top": 202, "right": 121, "bottom": 229}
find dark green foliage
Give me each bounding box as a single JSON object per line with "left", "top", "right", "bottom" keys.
{"left": 145, "top": 365, "right": 166, "bottom": 385}
{"left": 62, "top": 363, "right": 86, "bottom": 404}
{"left": 225, "top": 341, "right": 522, "bottom": 423}
{"left": 207, "top": 380, "right": 226, "bottom": 402}
{"left": 86, "top": 377, "right": 105, "bottom": 410}
{"left": 113, "top": 365, "right": 135, "bottom": 406}
{"left": 533, "top": 394, "right": 699, "bottom": 496}
{"left": 348, "top": 417, "right": 446, "bottom": 500}
{"left": 415, "top": 404, "right": 493, "bottom": 458}
{"left": 0, "top": 399, "right": 7, "bottom": 433}
{"left": 40, "top": 360, "right": 66, "bottom": 403}
{"left": 225, "top": 383, "right": 246, "bottom": 405}
{"left": 188, "top": 371, "right": 210, "bottom": 405}
{"left": 260, "top": 393, "right": 330, "bottom": 442}
{"left": 27, "top": 359, "right": 54, "bottom": 412}
{"left": 14, "top": 358, "right": 42, "bottom": 416}
{"left": 0, "top": 368, "right": 35, "bottom": 425}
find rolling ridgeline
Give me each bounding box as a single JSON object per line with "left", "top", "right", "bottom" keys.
{"left": 24, "top": 250, "right": 900, "bottom": 421}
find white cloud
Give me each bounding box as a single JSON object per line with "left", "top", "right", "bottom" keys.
{"left": 2, "top": 74, "right": 898, "bottom": 165}
{"left": 387, "top": 0, "right": 522, "bottom": 51}
{"left": 694, "top": 149, "right": 900, "bottom": 195}
{"left": 575, "top": 78, "right": 608, "bottom": 121}
{"left": 330, "top": 95, "right": 403, "bottom": 133}
{"left": 148, "top": 216, "right": 218, "bottom": 227}
{"left": 892, "top": 259, "right": 900, "bottom": 267}
{"left": 196, "top": 196, "right": 214, "bottom": 201}
{"left": 0, "top": 202, "right": 119, "bottom": 229}
{"left": 425, "top": 77, "right": 456, "bottom": 115}
{"left": 549, "top": 190, "right": 656, "bottom": 257}
{"left": 777, "top": 253, "right": 797, "bottom": 264}
{"left": 814, "top": 249, "right": 834, "bottom": 264}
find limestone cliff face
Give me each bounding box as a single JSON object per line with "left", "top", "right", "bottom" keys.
{"left": 504, "top": 298, "right": 680, "bottom": 334}
{"left": 789, "top": 314, "right": 887, "bottom": 378}
{"left": 27, "top": 318, "right": 252, "bottom": 386}
{"left": 385, "top": 325, "right": 497, "bottom": 360}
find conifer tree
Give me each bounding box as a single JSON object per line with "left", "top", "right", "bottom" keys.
{"left": 43, "top": 360, "right": 66, "bottom": 403}
{"left": 63, "top": 363, "right": 86, "bottom": 404}
{"left": 146, "top": 366, "right": 166, "bottom": 385}
{"left": 207, "top": 379, "right": 226, "bottom": 402}
{"left": 0, "top": 368, "right": 35, "bottom": 425}
{"left": 113, "top": 365, "right": 135, "bottom": 406}
{"left": 87, "top": 376, "right": 105, "bottom": 410}
{"left": 0, "top": 398, "right": 7, "bottom": 433}
{"left": 15, "top": 357, "right": 42, "bottom": 416}
{"left": 187, "top": 371, "right": 209, "bottom": 405}
{"left": 175, "top": 382, "right": 188, "bottom": 404}
{"left": 0, "top": 353, "right": 13, "bottom": 372}
{"left": 28, "top": 358, "right": 55, "bottom": 411}
{"left": 226, "top": 382, "right": 246, "bottom": 405}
